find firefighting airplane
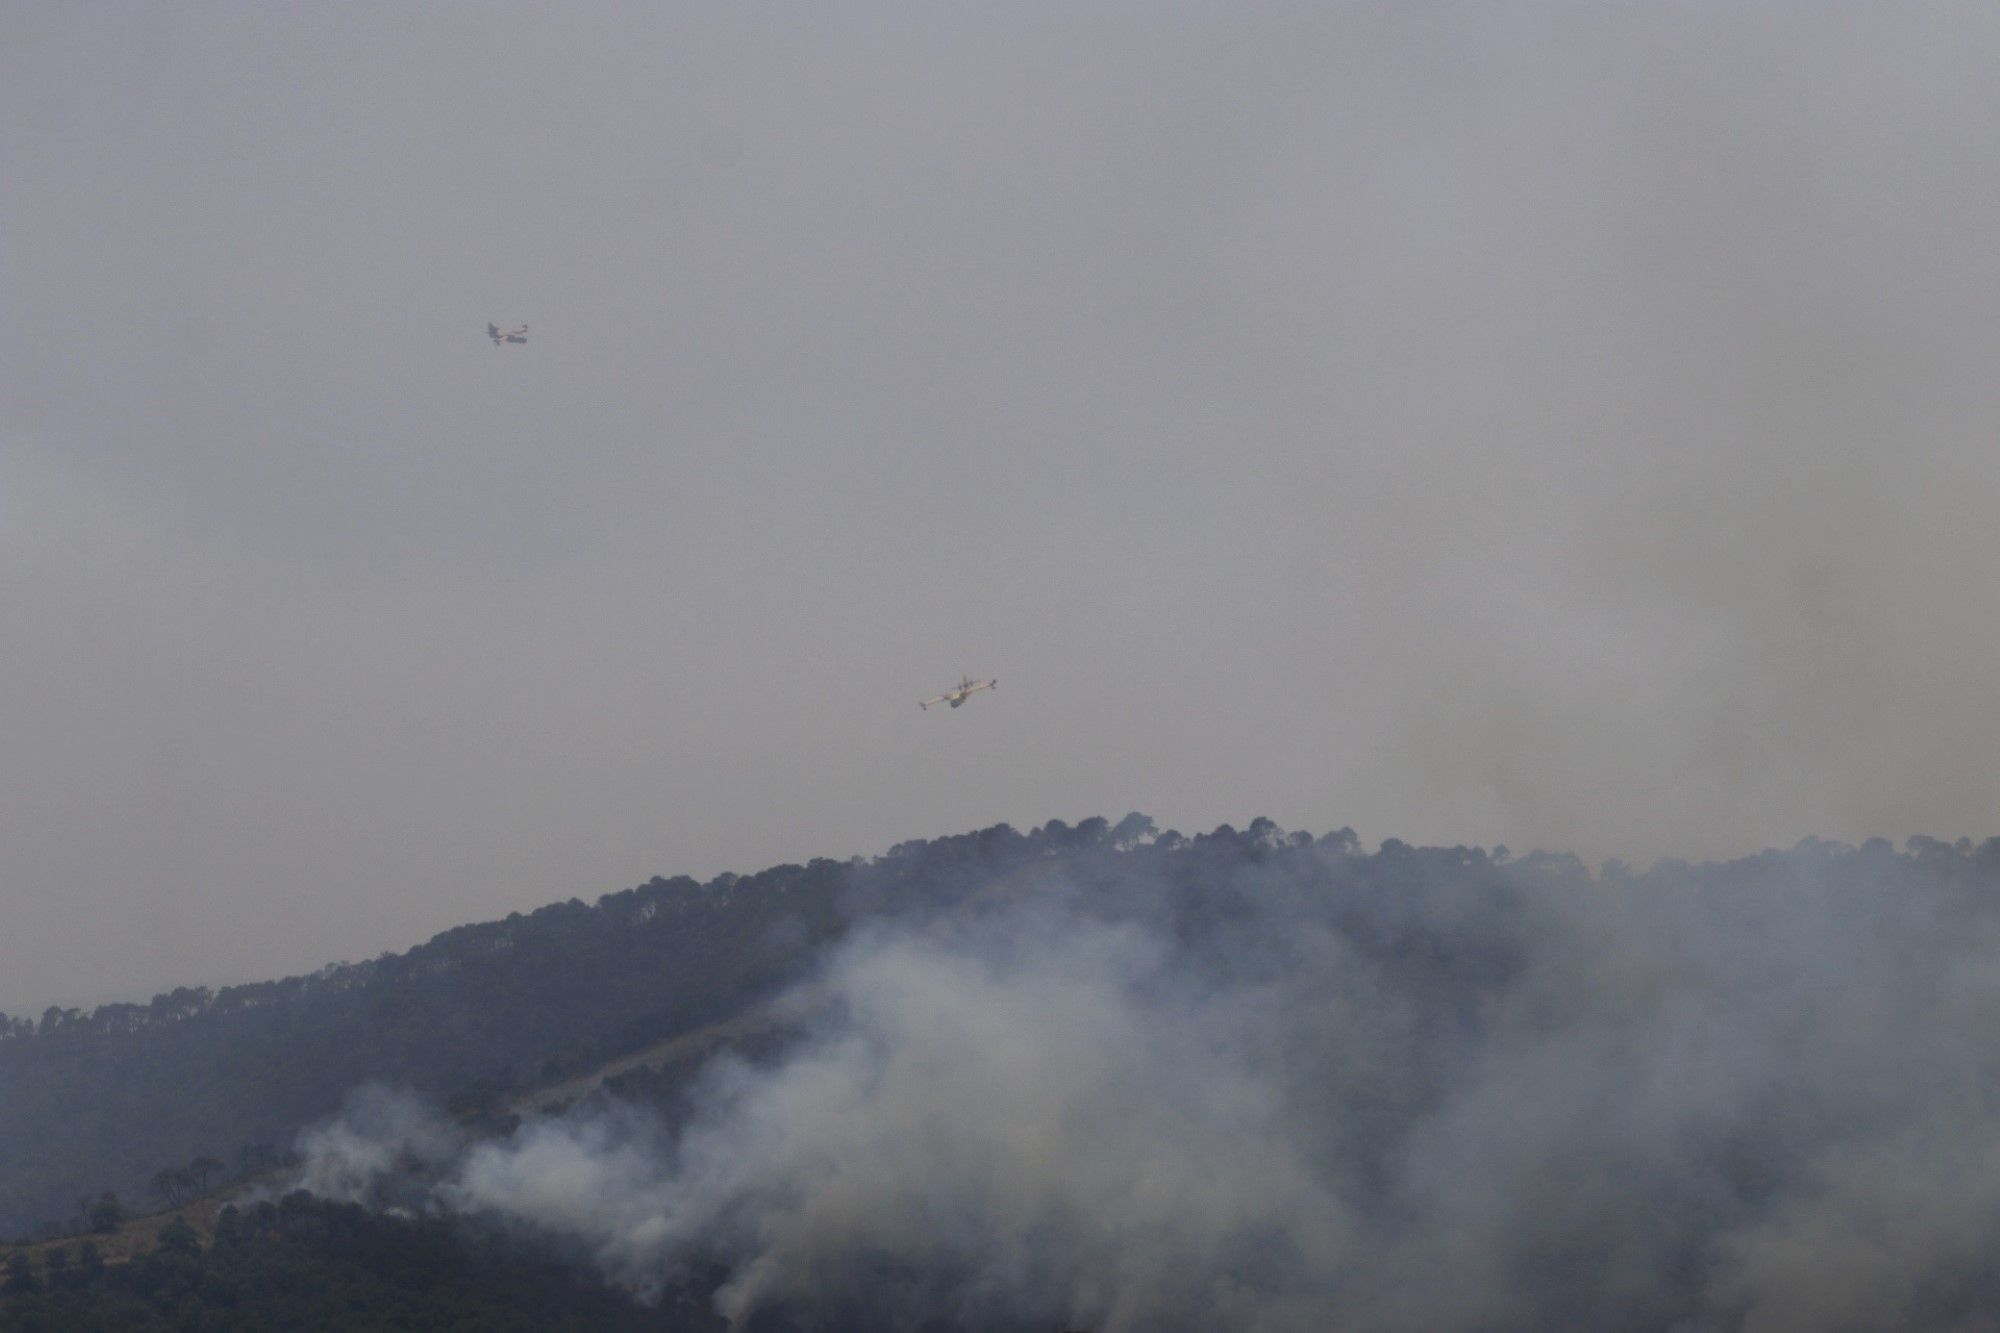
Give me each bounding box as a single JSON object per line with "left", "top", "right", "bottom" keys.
{"left": 487, "top": 322, "right": 529, "bottom": 346}
{"left": 920, "top": 676, "right": 997, "bottom": 710}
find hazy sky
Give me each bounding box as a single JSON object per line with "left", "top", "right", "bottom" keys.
{"left": 7, "top": 3, "right": 2000, "bottom": 1012}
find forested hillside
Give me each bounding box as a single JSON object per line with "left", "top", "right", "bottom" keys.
{"left": 0, "top": 817, "right": 1149, "bottom": 1237}
{"left": 214, "top": 825, "right": 2000, "bottom": 1328}
{"left": 12, "top": 820, "right": 2000, "bottom": 1327}
{"left": 0, "top": 850, "right": 852, "bottom": 1237}
{"left": 0, "top": 1192, "right": 712, "bottom": 1331}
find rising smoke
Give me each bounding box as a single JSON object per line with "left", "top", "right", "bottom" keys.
{"left": 298, "top": 832, "right": 2000, "bottom": 1331}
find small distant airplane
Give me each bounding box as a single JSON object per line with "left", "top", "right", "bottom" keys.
{"left": 921, "top": 676, "right": 997, "bottom": 711}
{"left": 487, "top": 322, "right": 529, "bottom": 346}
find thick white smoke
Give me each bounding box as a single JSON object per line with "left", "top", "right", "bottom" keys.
{"left": 293, "top": 1081, "right": 464, "bottom": 1209}
{"left": 298, "top": 841, "right": 2000, "bottom": 1331}
{"left": 465, "top": 915, "right": 1353, "bottom": 1327}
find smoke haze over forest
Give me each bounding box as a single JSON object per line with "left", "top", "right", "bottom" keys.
{"left": 8, "top": 7, "right": 2000, "bottom": 1018}
{"left": 17, "top": 8, "right": 2000, "bottom": 1328}
{"left": 285, "top": 827, "right": 2000, "bottom": 1331}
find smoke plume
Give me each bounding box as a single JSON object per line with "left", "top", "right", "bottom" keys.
{"left": 299, "top": 833, "right": 2000, "bottom": 1330}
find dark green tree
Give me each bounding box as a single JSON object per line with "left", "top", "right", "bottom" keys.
{"left": 86, "top": 1192, "right": 122, "bottom": 1234}
{"left": 148, "top": 1167, "right": 190, "bottom": 1209}
{"left": 0, "top": 1255, "right": 36, "bottom": 1296}
{"left": 187, "top": 1154, "right": 224, "bottom": 1193}
{"left": 155, "top": 1217, "right": 199, "bottom": 1254}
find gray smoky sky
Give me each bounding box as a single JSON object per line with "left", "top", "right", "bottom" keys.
{"left": 6, "top": 3, "right": 2000, "bottom": 1012}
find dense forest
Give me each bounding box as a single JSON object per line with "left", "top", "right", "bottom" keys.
{"left": 0, "top": 1192, "right": 716, "bottom": 1331}
{"left": 14, "top": 820, "right": 2000, "bottom": 1328}
{"left": 0, "top": 815, "right": 1167, "bottom": 1237}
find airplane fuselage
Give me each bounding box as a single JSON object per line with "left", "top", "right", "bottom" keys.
{"left": 920, "top": 677, "right": 995, "bottom": 710}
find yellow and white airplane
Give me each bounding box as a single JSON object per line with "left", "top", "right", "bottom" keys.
{"left": 920, "top": 676, "right": 997, "bottom": 711}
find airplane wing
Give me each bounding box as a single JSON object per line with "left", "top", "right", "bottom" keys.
{"left": 920, "top": 695, "right": 946, "bottom": 710}
{"left": 488, "top": 323, "right": 500, "bottom": 339}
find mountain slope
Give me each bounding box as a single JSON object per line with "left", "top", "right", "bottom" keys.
{"left": 0, "top": 818, "right": 1095, "bottom": 1238}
